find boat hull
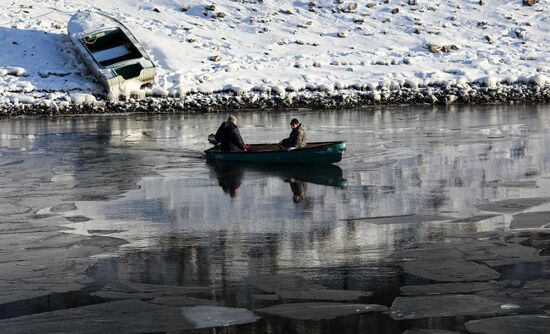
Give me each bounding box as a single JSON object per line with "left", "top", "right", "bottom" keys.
{"left": 205, "top": 141, "right": 346, "bottom": 164}
{"left": 67, "top": 10, "right": 156, "bottom": 98}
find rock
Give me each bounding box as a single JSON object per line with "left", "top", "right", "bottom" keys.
{"left": 426, "top": 43, "right": 457, "bottom": 53}
{"left": 208, "top": 55, "right": 222, "bottom": 62}
{"left": 445, "top": 94, "right": 458, "bottom": 104}
{"left": 465, "top": 314, "right": 550, "bottom": 334}
{"left": 348, "top": 3, "right": 358, "bottom": 11}
{"left": 153, "top": 7, "right": 160, "bottom": 13}
{"left": 391, "top": 8, "right": 399, "bottom": 14}
{"left": 408, "top": 0, "right": 418, "bottom": 5}
{"left": 428, "top": 43, "right": 442, "bottom": 53}
{"left": 523, "top": 0, "right": 540, "bottom": 6}
{"left": 441, "top": 44, "right": 458, "bottom": 52}
{"left": 515, "top": 28, "right": 527, "bottom": 38}
{"left": 390, "top": 294, "right": 513, "bottom": 320}
{"left": 205, "top": 4, "right": 216, "bottom": 11}
{"left": 180, "top": 5, "right": 189, "bottom": 12}
{"left": 256, "top": 302, "right": 387, "bottom": 320}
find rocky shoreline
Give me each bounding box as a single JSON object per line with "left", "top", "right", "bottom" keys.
{"left": 2, "top": 83, "right": 550, "bottom": 116}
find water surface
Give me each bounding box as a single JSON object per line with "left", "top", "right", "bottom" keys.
{"left": 2, "top": 104, "right": 550, "bottom": 332}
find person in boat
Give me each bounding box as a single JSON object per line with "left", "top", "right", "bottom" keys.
{"left": 214, "top": 114, "right": 247, "bottom": 152}
{"left": 279, "top": 118, "right": 306, "bottom": 150}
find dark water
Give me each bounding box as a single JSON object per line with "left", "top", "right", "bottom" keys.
{"left": 2, "top": 104, "right": 550, "bottom": 332}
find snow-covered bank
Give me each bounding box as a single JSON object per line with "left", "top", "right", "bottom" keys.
{"left": 3, "top": 83, "right": 550, "bottom": 116}
{"left": 1, "top": 0, "right": 550, "bottom": 113}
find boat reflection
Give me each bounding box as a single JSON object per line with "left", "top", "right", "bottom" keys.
{"left": 208, "top": 162, "right": 347, "bottom": 201}
{"left": 210, "top": 161, "right": 244, "bottom": 198}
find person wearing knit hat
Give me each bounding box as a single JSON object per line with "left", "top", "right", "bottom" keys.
{"left": 213, "top": 114, "right": 247, "bottom": 152}
{"left": 278, "top": 118, "right": 306, "bottom": 150}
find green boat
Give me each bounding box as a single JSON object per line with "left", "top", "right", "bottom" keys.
{"left": 205, "top": 141, "right": 346, "bottom": 164}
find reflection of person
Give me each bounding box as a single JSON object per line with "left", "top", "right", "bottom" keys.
{"left": 279, "top": 118, "right": 306, "bottom": 150}
{"left": 289, "top": 180, "right": 307, "bottom": 203}
{"left": 213, "top": 163, "right": 244, "bottom": 198}
{"left": 214, "top": 114, "right": 246, "bottom": 152}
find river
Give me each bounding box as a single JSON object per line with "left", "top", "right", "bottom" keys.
{"left": 1, "top": 104, "right": 549, "bottom": 333}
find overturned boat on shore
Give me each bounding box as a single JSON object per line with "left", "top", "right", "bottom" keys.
{"left": 67, "top": 10, "right": 156, "bottom": 99}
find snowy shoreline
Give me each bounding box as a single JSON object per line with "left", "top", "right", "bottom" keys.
{"left": 2, "top": 0, "right": 550, "bottom": 115}
{"left": 2, "top": 83, "right": 550, "bottom": 116}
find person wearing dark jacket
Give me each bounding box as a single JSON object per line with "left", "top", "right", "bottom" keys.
{"left": 279, "top": 118, "right": 306, "bottom": 150}
{"left": 215, "top": 114, "right": 246, "bottom": 152}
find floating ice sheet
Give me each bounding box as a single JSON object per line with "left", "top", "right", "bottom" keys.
{"left": 400, "top": 281, "right": 508, "bottom": 296}
{"left": 344, "top": 214, "right": 449, "bottom": 225}
{"left": 390, "top": 294, "right": 513, "bottom": 320}
{"left": 477, "top": 198, "right": 550, "bottom": 213}
{"left": 276, "top": 289, "right": 369, "bottom": 302}
{"left": 256, "top": 302, "right": 387, "bottom": 321}
{"left": 91, "top": 281, "right": 211, "bottom": 300}
{"left": 465, "top": 315, "right": 550, "bottom": 334}
{"left": 180, "top": 306, "right": 259, "bottom": 329}
{"left": 401, "top": 260, "right": 500, "bottom": 282}
{"left": 511, "top": 211, "right": 550, "bottom": 229}
{"left": 0, "top": 300, "right": 194, "bottom": 333}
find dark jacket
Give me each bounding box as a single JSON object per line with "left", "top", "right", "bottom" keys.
{"left": 215, "top": 122, "right": 245, "bottom": 152}
{"left": 282, "top": 124, "right": 306, "bottom": 148}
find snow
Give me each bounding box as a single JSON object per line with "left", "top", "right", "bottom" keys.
{"left": 66, "top": 10, "right": 115, "bottom": 40}
{"left": 1, "top": 0, "right": 550, "bottom": 106}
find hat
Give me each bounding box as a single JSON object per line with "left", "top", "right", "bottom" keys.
{"left": 227, "top": 114, "right": 237, "bottom": 123}
{"left": 290, "top": 118, "right": 300, "bottom": 125}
